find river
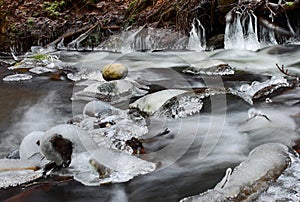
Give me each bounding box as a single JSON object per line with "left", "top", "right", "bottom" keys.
{"left": 0, "top": 45, "right": 299, "bottom": 201}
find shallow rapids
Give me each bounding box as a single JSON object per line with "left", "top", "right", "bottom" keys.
{"left": 0, "top": 45, "right": 299, "bottom": 201}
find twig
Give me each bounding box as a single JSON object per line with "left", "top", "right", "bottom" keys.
{"left": 276, "top": 63, "right": 299, "bottom": 79}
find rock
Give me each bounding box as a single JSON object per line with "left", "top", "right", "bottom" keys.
{"left": 40, "top": 134, "right": 73, "bottom": 167}
{"left": 292, "top": 139, "right": 300, "bottom": 154}
{"left": 125, "top": 137, "right": 146, "bottom": 155}
{"left": 102, "top": 63, "right": 128, "bottom": 81}
{"left": 40, "top": 124, "right": 97, "bottom": 167}
{"left": 207, "top": 34, "right": 225, "bottom": 50}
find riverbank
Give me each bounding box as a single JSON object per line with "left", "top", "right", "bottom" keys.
{"left": 1, "top": 0, "right": 299, "bottom": 54}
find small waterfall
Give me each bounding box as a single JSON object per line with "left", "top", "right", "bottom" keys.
{"left": 187, "top": 18, "right": 206, "bottom": 52}
{"left": 224, "top": 11, "right": 260, "bottom": 51}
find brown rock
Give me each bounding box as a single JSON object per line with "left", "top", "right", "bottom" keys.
{"left": 102, "top": 63, "right": 128, "bottom": 81}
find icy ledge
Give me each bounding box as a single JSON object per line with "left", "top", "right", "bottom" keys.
{"left": 180, "top": 143, "right": 294, "bottom": 202}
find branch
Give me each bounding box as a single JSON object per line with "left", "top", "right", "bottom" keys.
{"left": 276, "top": 63, "right": 299, "bottom": 79}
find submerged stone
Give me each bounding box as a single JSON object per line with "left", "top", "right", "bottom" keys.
{"left": 102, "top": 63, "right": 128, "bottom": 81}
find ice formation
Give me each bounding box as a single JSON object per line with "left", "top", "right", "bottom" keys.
{"left": 0, "top": 170, "right": 43, "bottom": 189}
{"left": 157, "top": 93, "right": 204, "bottom": 118}
{"left": 98, "top": 27, "right": 187, "bottom": 52}
{"left": 129, "top": 89, "right": 188, "bottom": 116}
{"left": 0, "top": 159, "right": 43, "bottom": 188}
{"left": 73, "top": 79, "right": 148, "bottom": 103}
{"left": 183, "top": 59, "right": 234, "bottom": 75}
{"left": 187, "top": 18, "right": 206, "bottom": 52}
{"left": 3, "top": 74, "right": 33, "bottom": 82}
{"left": 19, "top": 131, "right": 44, "bottom": 162}
{"left": 180, "top": 143, "right": 293, "bottom": 201}
{"left": 224, "top": 11, "right": 260, "bottom": 51}
{"left": 231, "top": 76, "right": 290, "bottom": 104}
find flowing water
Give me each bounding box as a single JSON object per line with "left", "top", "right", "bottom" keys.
{"left": 0, "top": 44, "right": 299, "bottom": 201}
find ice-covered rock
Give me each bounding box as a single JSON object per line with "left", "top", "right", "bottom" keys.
{"left": 80, "top": 101, "right": 148, "bottom": 154}
{"left": 183, "top": 60, "right": 234, "bottom": 75}
{"left": 129, "top": 89, "right": 188, "bottom": 116}
{"left": 65, "top": 152, "right": 142, "bottom": 186}
{"left": 130, "top": 88, "right": 226, "bottom": 118}
{"left": 257, "top": 154, "right": 300, "bottom": 201}
{"left": 156, "top": 93, "right": 204, "bottom": 118}
{"left": 68, "top": 70, "right": 106, "bottom": 82}
{"left": 83, "top": 100, "right": 121, "bottom": 118}
{"left": 3, "top": 74, "right": 33, "bottom": 82}
{"left": 89, "top": 118, "right": 148, "bottom": 154}
{"left": 89, "top": 147, "right": 156, "bottom": 176}
{"left": 231, "top": 76, "right": 290, "bottom": 104}
{"left": 73, "top": 79, "right": 148, "bottom": 103}
{"left": 42, "top": 124, "right": 89, "bottom": 154}
{"left": 180, "top": 143, "right": 292, "bottom": 201}
{"left": 40, "top": 124, "right": 98, "bottom": 167}
{"left": 8, "top": 58, "right": 37, "bottom": 70}
{"left": 29, "top": 66, "right": 55, "bottom": 74}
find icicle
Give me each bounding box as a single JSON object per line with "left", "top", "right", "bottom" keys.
{"left": 244, "top": 13, "right": 260, "bottom": 51}
{"left": 121, "top": 26, "right": 145, "bottom": 53}
{"left": 224, "top": 11, "right": 260, "bottom": 51}
{"left": 10, "top": 47, "right": 19, "bottom": 61}
{"left": 67, "top": 24, "right": 98, "bottom": 50}
{"left": 260, "top": 26, "right": 278, "bottom": 47}
{"left": 252, "top": 11, "right": 258, "bottom": 41}
{"left": 187, "top": 18, "right": 206, "bottom": 52}
{"left": 57, "top": 38, "right": 65, "bottom": 50}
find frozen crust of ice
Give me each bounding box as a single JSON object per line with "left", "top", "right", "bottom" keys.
{"left": 3, "top": 74, "right": 33, "bottom": 82}
{"left": 181, "top": 143, "right": 291, "bottom": 202}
